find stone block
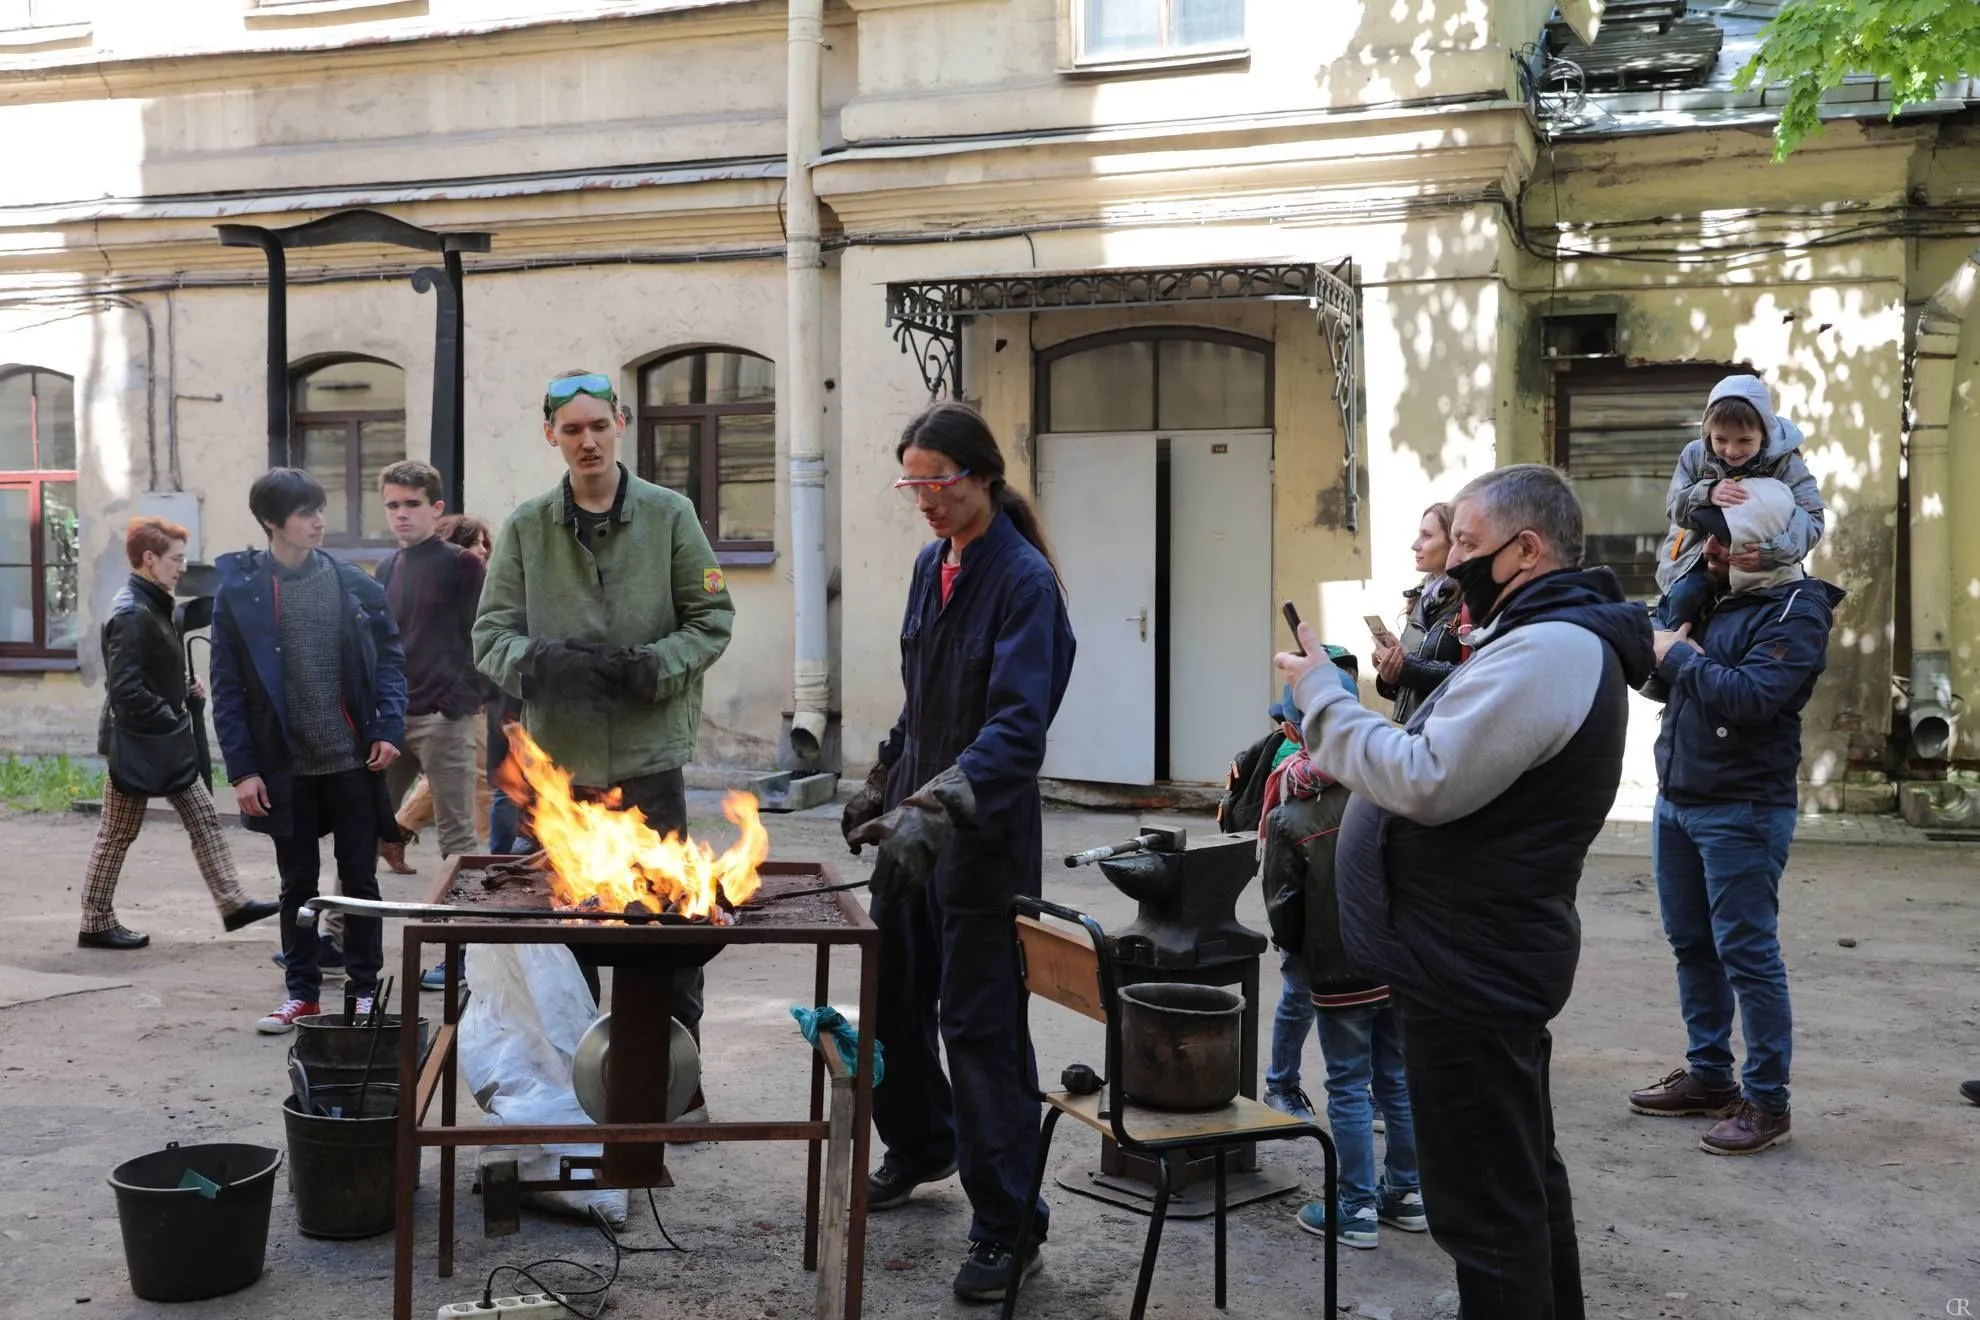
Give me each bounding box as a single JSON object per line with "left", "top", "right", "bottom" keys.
{"left": 1898, "top": 781, "right": 1980, "bottom": 830}
{"left": 752, "top": 771, "right": 839, "bottom": 813}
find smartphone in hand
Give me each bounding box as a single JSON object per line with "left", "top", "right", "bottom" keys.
{"left": 1364, "top": 613, "right": 1400, "bottom": 650}
{"left": 1282, "top": 601, "right": 1306, "bottom": 656}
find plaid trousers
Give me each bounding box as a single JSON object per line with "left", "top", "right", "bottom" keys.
{"left": 81, "top": 778, "right": 250, "bottom": 933}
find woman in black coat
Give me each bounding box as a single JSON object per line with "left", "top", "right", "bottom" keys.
{"left": 1373, "top": 502, "right": 1466, "bottom": 726}
{"left": 77, "top": 518, "right": 276, "bottom": 950}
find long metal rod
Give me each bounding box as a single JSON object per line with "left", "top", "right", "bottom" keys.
{"left": 301, "top": 895, "right": 692, "bottom": 926}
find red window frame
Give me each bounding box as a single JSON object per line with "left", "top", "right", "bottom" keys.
{"left": 0, "top": 367, "right": 78, "bottom": 662}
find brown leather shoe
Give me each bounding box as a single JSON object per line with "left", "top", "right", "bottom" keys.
{"left": 1700, "top": 1099, "right": 1790, "bottom": 1155}
{"left": 1629, "top": 1068, "right": 1742, "bottom": 1118}
{"left": 379, "top": 837, "right": 417, "bottom": 876}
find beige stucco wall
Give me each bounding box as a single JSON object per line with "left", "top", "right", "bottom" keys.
{"left": 1527, "top": 125, "right": 1919, "bottom": 794}
{"left": 4, "top": 0, "right": 1963, "bottom": 800}
{"left": 832, "top": 205, "right": 1527, "bottom": 772}
{"left": 839, "top": 0, "right": 1534, "bottom": 143}
{"left": 0, "top": 258, "right": 821, "bottom": 767}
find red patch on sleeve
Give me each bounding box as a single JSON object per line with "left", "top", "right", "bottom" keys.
{"left": 703, "top": 568, "right": 726, "bottom": 594}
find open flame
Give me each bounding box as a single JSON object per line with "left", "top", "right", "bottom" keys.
{"left": 493, "top": 723, "right": 766, "bottom": 920}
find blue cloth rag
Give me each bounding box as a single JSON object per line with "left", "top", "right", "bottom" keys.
{"left": 790, "top": 1005, "right": 884, "bottom": 1086}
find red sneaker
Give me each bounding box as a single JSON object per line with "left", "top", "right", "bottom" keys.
{"left": 257, "top": 998, "right": 319, "bottom": 1035}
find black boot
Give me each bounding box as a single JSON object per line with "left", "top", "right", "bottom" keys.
{"left": 78, "top": 925, "right": 150, "bottom": 950}
{"left": 223, "top": 899, "right": 280, "bottom": 932}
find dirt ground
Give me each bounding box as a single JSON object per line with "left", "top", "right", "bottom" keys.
{"left": 0, "top": 801, "right": 1975, "bottom": 1320}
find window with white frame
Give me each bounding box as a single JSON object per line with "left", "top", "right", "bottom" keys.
{"left": 1074, "top": 0, "right": 1244, "bottom": 66}
{"left": 0, "top": 0, "right": 91, "bottom": 40}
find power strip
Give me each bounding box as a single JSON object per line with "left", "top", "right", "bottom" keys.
{"left": 436, "top": 1293, "right": 570, "bottom": 1318}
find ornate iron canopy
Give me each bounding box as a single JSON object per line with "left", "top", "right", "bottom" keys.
{"left": 885, "top": 258, "right": 1361, "bottom": 529}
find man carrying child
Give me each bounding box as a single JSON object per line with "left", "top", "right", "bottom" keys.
{"left": 1651, "top": 374, "right": 1824, "bottom": 638}
{"left": 1630, "top": 478, "right": 1842, "bottom": 1156}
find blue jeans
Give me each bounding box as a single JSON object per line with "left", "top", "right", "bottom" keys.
{"left": 488, "top": 787, "right": 529, "bottom": 855}
{"left": 1654, "top": 562, "right": 1720, "bottom": 631}
{"left": 1652, "top": 797, "right": 1797, "bottom": 1113}
{"left": 1314, "top": 1001, "right": 1419, "bottom": 1215}
{"left": 1266, "top": 951, "right": 1316, "bottom": 1097}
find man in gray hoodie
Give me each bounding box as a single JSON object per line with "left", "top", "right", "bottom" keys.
{"left": 1277, "top": 465, "right": 1654, "bottom": 1320}
{"left": 1652, "top": 374, "right": 1824, "bottom": 634}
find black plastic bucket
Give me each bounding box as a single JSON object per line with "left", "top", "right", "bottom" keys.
{"left": 290, "top": 1012, "right": 428, "bottom": 1091}
{"left": 108, "top": 1140, "right": 280, "bottom": 1301}
{"left": 283, "top": 1084, "right": 400, "bottom": 1239}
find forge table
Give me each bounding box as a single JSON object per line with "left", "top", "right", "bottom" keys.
{"left": 391, "top": 858, "right": 878, "bottom": 1320}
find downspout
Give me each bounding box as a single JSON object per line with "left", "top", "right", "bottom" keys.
{"left": 1903, "top": 243, "right": 1979, "bottom": 761}
{"left": 785, "top": 0, "right": 831, "bottom": 764}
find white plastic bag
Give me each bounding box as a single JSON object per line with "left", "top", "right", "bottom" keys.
{"left": 458, "top": 942, "right": 629, "bottom": 1227}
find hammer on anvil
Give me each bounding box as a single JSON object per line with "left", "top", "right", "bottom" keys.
{"left": 1063, "top": 826, "right": 1188, "bottom": 869}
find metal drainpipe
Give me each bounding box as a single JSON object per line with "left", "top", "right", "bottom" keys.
{"left": 1904, "top": 243, "right": 1980, "bottom": 761}
{"left": 785, "top": 0, "right": 831, "bottom": 765}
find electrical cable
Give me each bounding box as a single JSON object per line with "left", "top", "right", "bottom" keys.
{"left": 479, "top": 1192, "right": 690, "bottom": 1318}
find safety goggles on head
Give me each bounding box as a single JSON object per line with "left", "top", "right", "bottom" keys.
{"left": 543, "top": 373, "right": 617, "bottom": 416}
{"left": 892, "top": 469, "right": 972, "bottom": 502}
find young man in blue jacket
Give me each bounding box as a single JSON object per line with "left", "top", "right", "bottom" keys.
{"left": 210, "top": 468, "right": 407, "bottom": 1034}
{"left": 1629, "top": 477, "right": 1843, "bottom": 1156}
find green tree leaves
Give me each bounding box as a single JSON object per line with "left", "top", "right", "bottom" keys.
{"left": 1735, "top": 0, "right": 1980, "bottom": 158}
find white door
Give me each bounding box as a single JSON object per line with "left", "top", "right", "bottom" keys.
{"left": 1167, "top": 430, "right": 1274, "bottom": 783}
{"left": 1037, "top": 432, "right": 1157, "bottom": 784}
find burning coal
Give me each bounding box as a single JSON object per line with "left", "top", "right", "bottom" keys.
{"left": 493, "top": 723, "right": 767, "bottom": 921}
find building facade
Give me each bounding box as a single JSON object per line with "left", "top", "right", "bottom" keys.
{"left": 2, "top": 0, "right": 1975, "bottom": 813}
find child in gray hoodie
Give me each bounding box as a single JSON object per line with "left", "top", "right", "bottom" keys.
{"left": 1653, "top": 374, "right": 1825, "bottom": 632}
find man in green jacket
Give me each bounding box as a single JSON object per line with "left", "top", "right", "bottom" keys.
{"left": 473, "top": 368, "right": 736, "bottom": 1043}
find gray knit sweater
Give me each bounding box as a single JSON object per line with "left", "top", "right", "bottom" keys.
{"left": 276, "top": 554, "right": 361, "bottom": 776}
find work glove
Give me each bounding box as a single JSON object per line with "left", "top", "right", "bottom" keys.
{"left": 614, "top": 646, "right": 664, "bottom": 705}
{"left": 839, "top": 761, "right": 893, "bottom": 852}
{"left": 846, "top": 765, "right": 976, "bottom": 902}
{"left": 519, "top": 639, "right": 624, "bottom": 711}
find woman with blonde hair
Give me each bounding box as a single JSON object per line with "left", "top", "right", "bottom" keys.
{"left": 1373, "top": 501, "right": 1466, "bottom": 725}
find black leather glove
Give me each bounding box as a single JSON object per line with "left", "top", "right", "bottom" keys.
{"left": 519, "top": 639, "right": 624, "bottom": 710}
{"left": 847, "top": 765, "right": 976, "bottom": 902}
{"left": 840, "top": 761, "right": 892, "bottom": 853}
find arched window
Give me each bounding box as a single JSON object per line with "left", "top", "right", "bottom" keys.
{"left": 1036, "top": 328, "right": 1271, "bottom": 434}
{"left": 0, "top": 367, "right": 79, "bottom": 659}
{"left": 637, "top": 349, "right": 775, "bottom": 555}
{"left": 290, "top": 356, "right": 407, "bottom": 546}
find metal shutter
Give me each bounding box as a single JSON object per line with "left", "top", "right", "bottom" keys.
{"left": 1558, "top": 368, "right": 1727, "bottom": 598}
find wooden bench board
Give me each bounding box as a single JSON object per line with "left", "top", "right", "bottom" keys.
{"left": 1045, "top": 1089, "right": 1315, "bottom": 1144}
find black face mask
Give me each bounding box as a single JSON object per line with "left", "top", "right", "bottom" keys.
{"left": 1447, "top": 534, "right": 1522, "bottom": 626}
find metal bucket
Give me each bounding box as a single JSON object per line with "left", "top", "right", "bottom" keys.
{"left": 1116, "top": 982, "right": 1244, "bottom": 1111}
{"left": 109, "top": 1140, "right": 281, "bottom": 1301}
{"left": 282, "top": 1084, "right": 400, "bottom": 1239}
{"left": 290, "top": 1012, "right": 428, "bottom": 1090}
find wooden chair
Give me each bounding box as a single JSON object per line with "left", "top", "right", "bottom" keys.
{"left": 1005, "top": 895, "right": 1338, "bottom": 1320}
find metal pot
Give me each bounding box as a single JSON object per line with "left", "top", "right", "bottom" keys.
{"left": 1116, "top": 982, "right": 1244, "bottom": 1111}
